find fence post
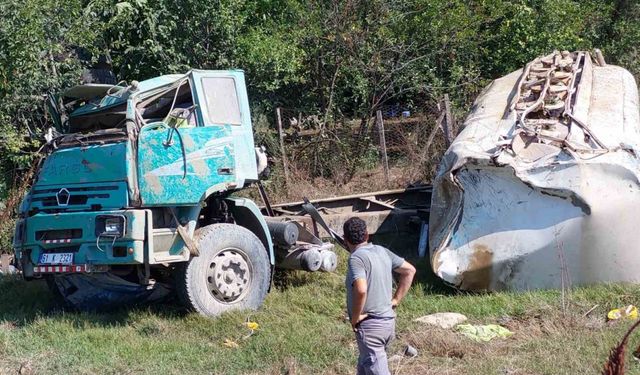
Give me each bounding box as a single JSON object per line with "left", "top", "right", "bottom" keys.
{"left": 442, "top": 94, "right": 454, "bottom": 146}
{"left": 276, "top": 107, "right": 291, "bottom": 188}
{"left": 424, "top": 110, "right": 445, "bottom": 157}
{"left": 376, "top": 110, "right": 390, "bottom": 185}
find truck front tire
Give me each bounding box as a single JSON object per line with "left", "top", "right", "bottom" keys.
{"left": 175, "top": 224, "right": 271, "bottom": 317}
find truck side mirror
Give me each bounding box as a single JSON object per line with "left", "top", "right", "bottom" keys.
{"left": 166, "top": 106, "right": 197, "bottom": 129}
{"left": 163, "top": 106, "right": 197, "bottom": 147}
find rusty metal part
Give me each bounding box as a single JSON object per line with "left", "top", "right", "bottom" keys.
{"left": 264, "top": 185, "right": 430, "bottom": 242}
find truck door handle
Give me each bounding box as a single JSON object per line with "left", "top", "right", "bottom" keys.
{"left": 218, "top": 168, "right": 234, "bottom": 175}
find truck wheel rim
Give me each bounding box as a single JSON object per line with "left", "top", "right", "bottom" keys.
{"left": 206, "top": 248, "right": 252, "bottom": 303}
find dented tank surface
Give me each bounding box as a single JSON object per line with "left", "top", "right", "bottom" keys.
{"left": 429, "top": 50, "right": 640, "bottom": 291}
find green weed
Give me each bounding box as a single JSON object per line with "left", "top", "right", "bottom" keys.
{"left": 0, "top": 265, "right": 639, "bottom": 374}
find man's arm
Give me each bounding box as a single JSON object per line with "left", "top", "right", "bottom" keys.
{"left": 391, "top": 261, "right": 416, "bottom": 308}
{"left": 350, "top": 278, "right": 368, "bottom": 330}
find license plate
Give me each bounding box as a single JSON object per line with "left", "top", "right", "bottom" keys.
{"left": 39, "top": 253, "right": 73, "bottom": 265}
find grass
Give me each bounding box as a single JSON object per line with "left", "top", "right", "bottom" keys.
{"left": 1, "top": 252, "right": 640, "bottom": 374}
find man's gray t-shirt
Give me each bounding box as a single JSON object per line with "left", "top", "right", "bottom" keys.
{"left": 346, "top": 243, "right": 405, "bottom": 320}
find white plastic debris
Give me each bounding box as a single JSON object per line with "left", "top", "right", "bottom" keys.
{"left": 414, "top": 312, "right": 468, "bottom": 329}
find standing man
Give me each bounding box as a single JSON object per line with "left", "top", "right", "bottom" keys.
{"left": 343, "top": 217, "right": 416, "bottom": 375}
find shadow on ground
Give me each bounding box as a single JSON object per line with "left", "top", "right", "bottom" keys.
{"left": 0, "top": 248, "right": 454, "bottom": 330}
{"left": 0, "top": 275, "right": 184, "bottom": 328}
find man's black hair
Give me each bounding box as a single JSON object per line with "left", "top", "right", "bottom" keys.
{"left": 343, "top": 217, "right": 368, "bottom": 245}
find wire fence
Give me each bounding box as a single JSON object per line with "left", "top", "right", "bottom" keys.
{"left": 254, "top": 97, "right": 456, "bottom": 201}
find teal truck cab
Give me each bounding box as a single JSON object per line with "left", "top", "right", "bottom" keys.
{"left": 13, "top": 70, "right": 281, "bottom": 316}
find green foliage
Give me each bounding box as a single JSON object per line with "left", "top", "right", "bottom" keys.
{"left": 1, "top": 1, "right": 638, "bottom": 148}
{"left": 0, "top": 0, "right": 639, "bottom": 205}
{"left": 0, "top": 0, "right": 103, "bottom": 191}
{"left": 478, "top": 1, "right": 599, "bottom": 75}
{"left": 85, "top": 0, "right": 307, "bottom": 106}
{"left": 1, "top": 270, "right": 640, "bottom": 373}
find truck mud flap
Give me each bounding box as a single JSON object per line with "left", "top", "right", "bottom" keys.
{"left": 52, "top": 273, "right": 171, "bottom": 311}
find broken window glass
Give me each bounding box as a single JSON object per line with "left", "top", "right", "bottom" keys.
{"left": 138, "top": 80, "right": 196, "bottom": 126}
{"left": 201, "top": 77, "right": 242, "bottom": 125}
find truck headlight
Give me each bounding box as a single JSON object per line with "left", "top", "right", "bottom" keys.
{"left": 96, "top": 215, "right": 126, "bottom": 237}
{"left": 105, "top": 218, "right": 122, "bottom": 234}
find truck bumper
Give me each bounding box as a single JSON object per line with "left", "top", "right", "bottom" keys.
{"left": 14, "top": 209, "right": 149, "bottom": 271}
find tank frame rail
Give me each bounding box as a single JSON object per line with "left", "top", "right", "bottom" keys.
{"left": 261, "top": 184, "right": 432, "bottom": 240}
{"left": 511, "top": 50, "right": 607, "bottom": 153}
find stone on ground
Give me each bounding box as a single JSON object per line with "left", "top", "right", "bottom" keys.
{"left": 414, "top": 312, "right": 468, "bottom": 329}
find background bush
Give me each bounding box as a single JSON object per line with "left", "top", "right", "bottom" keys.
{"left": 0, "top": 0, "right": 638, "bottom": 249}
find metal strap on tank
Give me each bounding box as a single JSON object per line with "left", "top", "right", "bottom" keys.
{"left": 512, "top": 50, "right": 609, "bottom": 154}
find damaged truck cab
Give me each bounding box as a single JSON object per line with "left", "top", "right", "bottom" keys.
{"left": 13, "top": 70, "right": 276, "bottom": 316}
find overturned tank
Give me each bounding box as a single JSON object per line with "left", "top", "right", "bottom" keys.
{"left": 429, "top": 50, "right": 640, "bottom": 291}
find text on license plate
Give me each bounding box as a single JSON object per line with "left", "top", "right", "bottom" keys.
{"left": 39, "top": 253, "right": 73, "bottom": 265}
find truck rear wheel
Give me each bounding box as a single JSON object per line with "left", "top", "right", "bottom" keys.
{"left": 175, "top": 224, "right": 271, "bottom": 317}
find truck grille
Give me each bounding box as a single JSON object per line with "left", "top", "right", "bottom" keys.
{"left": 28, "top": 182, "right": 129, "bottom": 214}
{"left": 41, "top": 245, "right": 81, "bottom": 254}
{"left": 35, "top": 229, "right": 82, "bottom": 241}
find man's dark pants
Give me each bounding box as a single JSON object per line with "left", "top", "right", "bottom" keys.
{"left": 354, "top": 317, "right": 396, "bottom": 375}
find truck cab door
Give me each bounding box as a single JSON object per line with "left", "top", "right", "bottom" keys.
{"left": 190, "top": 70, "right": 258, "bottom": 183}
{"left": 137, "top": 71, "right": 256, "bottom": 206}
